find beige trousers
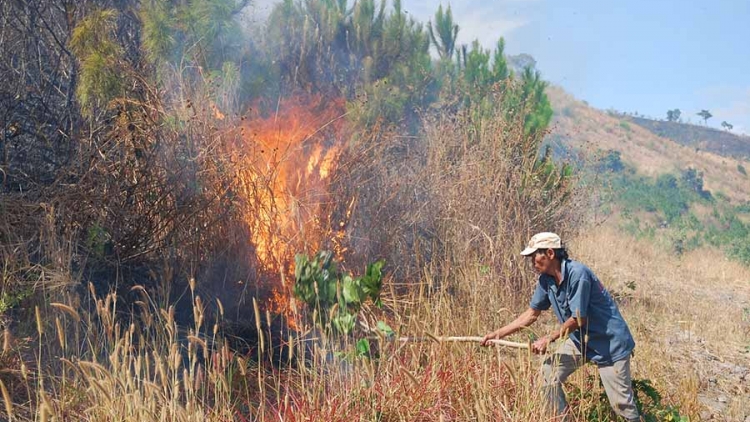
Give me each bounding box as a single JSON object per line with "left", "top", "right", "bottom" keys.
{"left": 541, "top": 338, "right": 641, "bottom": 421}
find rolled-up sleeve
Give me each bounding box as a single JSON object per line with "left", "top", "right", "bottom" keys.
{"left": 568, "top": 271, "right": 591, "bottom": 318}
{"left": 529, "top": 282, "right": 551, "bottom": 311}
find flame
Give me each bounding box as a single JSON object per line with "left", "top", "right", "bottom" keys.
{"left": 211, "top": 102, "right": 226, "bottom": 120}
{"left": 231, "top": 95, "right": 350, "bottom": 324}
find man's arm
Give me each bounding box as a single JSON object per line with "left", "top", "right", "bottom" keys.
{"left": 531, "top": 315, "right": 588, "bottom": 354}
{"left": 481, "top": 307, "right": 542, "bottom": 346}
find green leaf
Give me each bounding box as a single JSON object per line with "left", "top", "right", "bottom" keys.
{"left": 376, "top": 320, "right": 394, "bottom": 336}
{"left": 321, "top": 278, "right": 337, "bottom": 305}
{"left": 294, "top": 254, "right": 307, "bottom": 280}
{"left": 332, "top": 313, "right": 356, "bottom": 335}
{"left": 369, "top": 260, "right": 385, "bottom": 277}
{"left": 360, "top": 260, "right": 384, "bottom": 301}
{"left": 355, "top": 338, "right": 371, "bottom": 357}
{"left": 342, "top": 275, "right": 363, "bottom": 305}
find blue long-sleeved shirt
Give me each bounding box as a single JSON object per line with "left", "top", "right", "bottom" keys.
{"left": 530, "top": 259, "right": 635, "bottom": 366}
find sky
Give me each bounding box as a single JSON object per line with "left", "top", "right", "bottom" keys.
{"left": 249, "top": 0, "right": 750, "bottom": 134}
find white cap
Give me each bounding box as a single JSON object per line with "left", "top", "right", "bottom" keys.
{"left": 520, "top": 232, "right": 562, "bottom": 256}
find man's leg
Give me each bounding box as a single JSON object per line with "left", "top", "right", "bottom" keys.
{"left": 598, "top": 356, "right": 641, "bottom": 422}
{"left": 541, "top": 338, "right": 582, "bottom": 416}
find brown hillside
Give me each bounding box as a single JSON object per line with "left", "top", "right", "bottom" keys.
{"left": 545, "top": 85, "right": 750, "bottom": 202}
{"left": 622, "top": 115, "right": 750, "bottom": 160}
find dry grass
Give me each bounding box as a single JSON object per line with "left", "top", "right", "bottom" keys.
{"left": 334, "top": 86, "right": 578, "bottom": 292}
{"left": 2, "top": 223, "right": 745, "bottom": 421}
{"left": 1, "top": 221, "right": 749, "bottom": 421}
{"left": 573, "top": 224, "right": 750, "bottom": 421}
{"left": 0, "top": 279, "right": 558, "bottom": 421}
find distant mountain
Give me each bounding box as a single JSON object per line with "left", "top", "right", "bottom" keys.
{"left": 544, "top": 85, "right": 750, "bottom": 202}
{"left": 615, "top": 115, "right": 750, "bottom": 160}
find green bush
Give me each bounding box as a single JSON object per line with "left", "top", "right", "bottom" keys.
{"left": 611, "top": 172, "right": 696, "bottom": 224}
{"left": 293, "top": 251, "right": 385, "bottom": 335}
{"left": 601, "top": 167, "right": 750, "bottom": 264}
{"left": 599, "top": 150, "right": 625, "bottom": 173}
{"left": 0, "top": 288, "right": 33, "bottom": 314}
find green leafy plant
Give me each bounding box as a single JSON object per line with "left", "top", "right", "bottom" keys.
{"left": 570, "top": 376, "right": 686, "bottom": 422}
{"left": 293, "top": 251, "right": 385, "bottom": 335}
{"left": 632, "top": 379, "right": 688, "bottom": 422}
{"left": 0, "top": 288, "right": 33, "bottom": 314}
{"left": 85, "top": 224, "right": 111, "bottom": 259}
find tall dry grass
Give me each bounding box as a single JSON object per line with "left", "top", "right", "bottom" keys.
{"left": 10, "top": 225, "right": 744, "bottom": 421}
{"left": 0, "top": 273, "right": 572, "bottom": 421}
{"left": 333, "top": 89, "right": 577, "bottom": 298}
{"left": 7, "top": 209, "right": 749, "bottom": 421}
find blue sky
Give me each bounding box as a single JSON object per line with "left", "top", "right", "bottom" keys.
{"left": 250, "top": 0, "right": 750, "bottom": 133}
{"left": 401, "top": 0, "right": 750, "bottom": 134}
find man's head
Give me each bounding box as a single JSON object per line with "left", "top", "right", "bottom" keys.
{"left": 520, "top": 232, "right": 568, "bottom": 275}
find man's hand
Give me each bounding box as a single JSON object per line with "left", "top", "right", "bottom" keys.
{"left": 481, "top": 308, "right": 542, "bottom": 348}
{"left": 481, "top": 331, "right": 499, "bottom": 347}
{"left": 531, "top": 335, "right": 551, "bottom": 354}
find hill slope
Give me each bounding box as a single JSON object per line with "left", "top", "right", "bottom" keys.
{"left": 620, "top": 115, "right": 750, "bottom": 160}
{"left": 545, "top": 85, "right": 750, "bottom": 202}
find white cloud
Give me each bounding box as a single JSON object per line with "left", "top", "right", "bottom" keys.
{"left": 454, "top": 11, "right": 530, "bottom": 47}
{"left": 399, "top": 0, "right": 536, "bottom": 55}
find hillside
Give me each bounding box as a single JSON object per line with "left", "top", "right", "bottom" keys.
{"left": 620, "top": 114, "right": 750, "bottom": 160}
{"left": 546, "top": 85, "right": 750, "bottom": 202}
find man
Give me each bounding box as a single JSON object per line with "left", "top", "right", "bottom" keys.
{"left": 481, "top": 232, "right": 641, "bottom": 421}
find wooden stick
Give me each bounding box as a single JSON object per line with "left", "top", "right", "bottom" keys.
{"left": 398, "top": 336, "right": 529, "bottom": 349}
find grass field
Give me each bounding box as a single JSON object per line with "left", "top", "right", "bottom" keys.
{"left": 3, "top": 222, "right": 748, "bottom": 421}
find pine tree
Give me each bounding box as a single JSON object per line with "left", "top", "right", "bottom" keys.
{"left": 492, "top": 38, "right": 509, "bottom": 82}
{"left": 697, "top": 109, "right": 712, "bottom": 125}
{"left": 69, "top": 9, "right": 124, "bottom": 117}
{"left": 140, "top": 0, "right": 176, "bottom": 65}
{"left": 518, "top": 67, "right": 553, "bottom": 135}
{"left": 428, "top": 5, "right": 459, "bottom": 61}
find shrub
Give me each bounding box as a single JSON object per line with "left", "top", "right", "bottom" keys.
{"left": 599, "top": 150, "right": 625, "bottom": 173}
{"left": 293, "top": 251, "right": 385, "bottom": 335}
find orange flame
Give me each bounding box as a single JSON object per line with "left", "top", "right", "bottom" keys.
{"left": 231, "top": 95, "right": 350, "bottom": 324}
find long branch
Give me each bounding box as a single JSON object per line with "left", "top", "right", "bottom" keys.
{"left": 398, "top": 336, "right": 529, "bottom": 349}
